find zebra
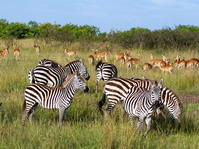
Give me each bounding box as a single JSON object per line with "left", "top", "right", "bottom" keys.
{"left": 95, "top": 60, "right": 118, "bottom": 94}
{"left": 38, "top": 59, "right": 62, "bottom": 68}
{"left": 124, "top": 81, "right": 163, "bottom": 135}
{"left": 28, "top": 59, "right": 62, "bottom": 83}
{"left": 28, "top": 59, "right": 90, "bottom": 87}
{"left": 22, "top": 72, "right": 89, "bottom": 126}
{"left": 98, "top": 77, "right": 182, "bottom": 122}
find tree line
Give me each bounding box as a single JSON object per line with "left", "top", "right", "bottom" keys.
{"left": 0, "top": 19, "right": 199, "bottom": 50}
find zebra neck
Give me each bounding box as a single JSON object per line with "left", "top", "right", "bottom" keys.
{"left": 63, "top": 83, "right": 76, "bottom": 98}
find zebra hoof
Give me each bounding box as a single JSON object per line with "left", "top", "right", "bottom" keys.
{"left": 0, "top": 102, "right": 2, "bottom": 106}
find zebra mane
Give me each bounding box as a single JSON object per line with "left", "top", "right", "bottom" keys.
{"left": 61, "top": 73, "right": 77, "bottom": 88}
{"left": 64, "top": 60, "right": 83, "bottom": 67}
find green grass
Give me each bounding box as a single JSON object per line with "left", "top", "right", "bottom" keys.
{"left": 0, "top": 39, "right": 199, "bottom": 149}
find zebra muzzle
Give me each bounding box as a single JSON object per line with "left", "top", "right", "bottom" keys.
{"left": 85, "top": 75, "right": 90, "bottom": 80}
{"left": 84, "top": 86, "right": 89, "bottom": 93}
{"left": 153, "top": 100, "right": 163, "bottom": 109}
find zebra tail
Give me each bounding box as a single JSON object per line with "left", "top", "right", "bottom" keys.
{"left": 23, "top": 100, "right": 26, "bottom": 112}
{"left": 30, "top": 68, "right": 36, "bottom": 84}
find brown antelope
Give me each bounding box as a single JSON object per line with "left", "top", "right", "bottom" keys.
{"left": 92, "top": 49, "right": 108, "bottom": 62}
{"left": 88, "top": 55, "right": 95, "bottom": 65}
{"left": 186, "top": 58, "right": 199, "bottom": 68}
{"left": 143, "top": 62, "right": 153, "bottom": 70}
{"left": 159, "top": 63, "right": 174, "bottom": 73}
{"left": 33, "top": 44, "right": 40, "bottom": 55}
{"left": 114, "top": 53, "right": 128, "bottom": 63}
{"left": 0, "top": 47, "right": 9, "bottom": 58}
{"left": 149, "top": 54, "right": 163, "bottom": 67}
{"left": 64, "top": 49, "right": 76, "bottom": 58}
{"left": 126, "top": 54, "right": 142, "bottom": 68}
{"left": 174, "top": 57, "right": 186, "bottom": 69}
{"left": 13, "top": 45, "right": 20, "bottom": 61}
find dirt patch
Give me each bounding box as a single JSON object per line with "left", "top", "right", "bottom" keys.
{"left": 178, "top": 94, "right": 199, "bottom": 104}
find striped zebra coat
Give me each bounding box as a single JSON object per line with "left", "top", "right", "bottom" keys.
{"left": 124, "top": 82, "right": 163, "bottom": 135}
{"left": 99, "top": 77, "right": 182, "bottom": 121}
{"left": 23, "top": 72, "right": 89, "bottom": 126}
{"left": 28, "top": 59, "right": 62, "bottom": 82}
{"left": 28, "top": 59, "right": 90, "bottom": 87}
{"left": 95, "top": 61, "right": 118, "bottom": 94}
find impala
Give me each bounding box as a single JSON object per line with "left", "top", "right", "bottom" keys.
{"left": 88, "top": 55, "right": 95, "bottom": 65}
{"left": 126, "top": 55, "right": 142, "bottom": 68}
{"left": 159, "top": 63, "right": 174, "bottom": 73}
{"left": 149, "top": 54, "right": 163, "bottom": 67}
{"left": 186, "top": 58, "right": 199, "bottom": 68}
{"left": 13, "top": 45, "right": 20, "bottom": 61}
{"left": 143, "top": 62, "right": 153, "bottom": 70}
{"left": 174, "top": 57, "right": 186, "bottom": 69}
{"left": 92, "top": 49, "right": 108, "bottom": 62}
{"left": 33, "top": 44, "right": 40, "bottom": 55}
{"left": 64, "top": 49, "right": 76, "bottom": 58}
{"left": 0, "top": 48, "right": 9, "bottom": 58}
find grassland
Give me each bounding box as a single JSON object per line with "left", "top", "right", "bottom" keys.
{"left": 0, "top": 39, "right": 199, "bottom": 149}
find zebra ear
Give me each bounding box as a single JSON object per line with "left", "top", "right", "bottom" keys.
{"left": 79, "top": 59, "right": 83, "bottom": 63}
{"left": 158, "top": 79, "right": 164, "bottom": 88}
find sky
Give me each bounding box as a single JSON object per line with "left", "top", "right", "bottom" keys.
{"left": 1, "top": 0, "right": 199, "bottom": 33}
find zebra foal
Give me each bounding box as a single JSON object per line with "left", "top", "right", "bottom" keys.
{"left": 22, "top": 72, "right": 89, "bottom": 126}
{"left": 124, "top": 80, "right": 163, "bottom": 135}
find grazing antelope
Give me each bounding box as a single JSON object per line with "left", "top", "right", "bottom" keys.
{"left": 64, "top": 49, "right": 76, "bottom": 58}
{"left": 0, "top": 47, "right": 9, "bottom": 58}
{"left": 13, "top": 45, "right": 20, "bottom": 61}
{"left": 92, "top": 49, "right": 108, "bottom": 62}
{"left": 186, "top": 58, "right": 199, "bottom": 68}
{"left": 149, "top": 54, "right": 164, "bottom": 67}
{"left": 159, "top": 63, "right": 174, "bottom": 73}
{"left": 174, "top": 57, "right": 186, "bottom": 69}
{"left": 126, "top": 55, "right": 142, "bottom": 68}
{"left": 143, "top": 63, "right": 153, "bottom": 70}
{"left": 33, "top": 44, "right": 40, "bottom": 55}
{"left": 88, "top": 55, "right": 95, "bottom": 65}
{"left": 114, "top": 53, "right": 128, "bottom": 64}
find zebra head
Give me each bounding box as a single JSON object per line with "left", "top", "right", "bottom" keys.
{"left": 74, "top": 72, "right": 89, "bottom": 93}
{"left": 150, "top": 79, "right": 164, "bottom": 109}
{"left": 38, "top": 59, "right": 61, "bottom": 68}
{"left": 79, "top": 59, "right": 90, "bottom": 80}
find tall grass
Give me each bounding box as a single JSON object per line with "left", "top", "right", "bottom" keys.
{"left": 0, "top": 39, "right": 199, "bottom": 149}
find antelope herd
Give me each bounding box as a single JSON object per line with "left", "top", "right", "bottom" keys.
{"left": 88, "top": 49, "right": 199, "bottom": 73}
{"left": 0, "top": 44, "right": 198, "bottom": 73}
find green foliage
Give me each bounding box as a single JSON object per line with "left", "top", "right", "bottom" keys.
{"left": 0, "top": 19, "right": 199, "bottom": 50}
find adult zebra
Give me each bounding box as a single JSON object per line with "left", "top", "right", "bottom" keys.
{"left": 23, "top": 72, "right": 89, "bottom": 126}
{"left": 95, "top": 60, "right": 118, "bottom": 94}
{"left": 124, "top": 81, "right": 163, "bottom": 135}
{"left": 28, "top": 59, "right": 90, "bottom": 87}
{"left": 99, "top": 77, "right": 183, "bottom": 121}
{"left": 38, "top": 59, "right": 62, "bottom": 68}
{"left": 28, "top": 59, "right": 62, "bottom": 83}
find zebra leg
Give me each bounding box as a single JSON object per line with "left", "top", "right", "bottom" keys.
{"left": 144, "top": 116, "right": 152, "bottom": 135}
{"left": 22, "top": 102, "right": 38, "bottom": 126}
{"left": 95, "top": 81, "right": 99, "bottom": 94}
{"left": 98, "top": 93, "right": 106, "bottom": 113}
{"left": 28, "top": 103, "right": 39, "bottom": 124}
{"left": 104, "top": 102, "right": 118, "bottom": 124}
{"left": 129, "top": 114, "right": 134, "bottom": 126}
{"left": 58, "top": 107, "right": 67, "bottom": 127}
{"left": 137, "top": 117, "right": 144, "bottom": 133}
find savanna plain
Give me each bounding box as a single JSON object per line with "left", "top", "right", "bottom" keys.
{"left": 0, "top": 39, "right": 199, "bottom": 149}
